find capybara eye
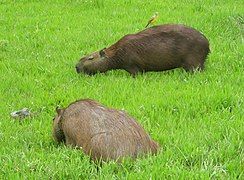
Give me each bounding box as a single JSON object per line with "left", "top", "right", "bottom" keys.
{"left": 88, "top": 56, "right": 94, "bottom": 60}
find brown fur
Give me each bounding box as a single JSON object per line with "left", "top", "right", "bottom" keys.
{"left": 53, "top": 99, "right": 159, "bottom": 162}
{"left": 76, "top": 24, "right": 210, "bottom": 76}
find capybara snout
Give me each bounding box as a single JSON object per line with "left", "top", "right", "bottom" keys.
{"left": 76, "top": 50, "right": 107, "bottom": 75}
{"left": 75, "top": 65, "right": 81, "bottom": 73}
{"left": 52, "top": 99, "right": 159, "bottom": 162}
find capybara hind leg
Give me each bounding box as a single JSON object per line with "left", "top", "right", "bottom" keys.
{"left": 183, "top": 55, "right": 204, "bottom": 72}
{"left": 183, "top": 63, "right": 204, "bottom": 72}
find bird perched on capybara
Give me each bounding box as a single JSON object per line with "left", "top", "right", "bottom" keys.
{"left": 52, "top": 99, "right": 159, "bottom": 162}
{"left": 75, "top": 24, "right": 210, "bottom": 76}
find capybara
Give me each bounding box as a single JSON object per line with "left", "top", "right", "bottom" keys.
{"left": 75, "top": 24, "right": 210, "bottom": 76}
{"left": 53, "top": 99, "right": 159, "bottom": 162}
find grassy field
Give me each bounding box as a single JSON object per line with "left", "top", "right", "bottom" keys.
{"left": 1, "top": 0, "right": 243, "bottom": 179}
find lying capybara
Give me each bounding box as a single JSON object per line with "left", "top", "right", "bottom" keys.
{"left": 75, "top": 24, "right": 210, "bottom": 76}
{"left": 53, "top": 99, "right": 159, "bottom": 162}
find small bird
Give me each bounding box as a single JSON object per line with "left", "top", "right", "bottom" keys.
{"left": 145, "top": 12, "right": 159, "bottom": 28}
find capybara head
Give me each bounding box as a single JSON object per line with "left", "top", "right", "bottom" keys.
{"left": 75, "top": 49, "right": 108, "bottom": 75}
{"left": 52, "top": 107, "right": 65, "bottom": 143}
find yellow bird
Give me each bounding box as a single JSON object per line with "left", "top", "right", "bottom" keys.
{"left": 145, "top": 12, "right": 159, "bottom": 28}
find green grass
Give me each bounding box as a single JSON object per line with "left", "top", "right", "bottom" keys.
{"left": 1, "top": 0, "right": 243, "bottom": 179}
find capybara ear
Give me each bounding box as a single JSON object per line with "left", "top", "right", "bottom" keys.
{"left": 99, "top": 48, "right": 106, "bottom": 57}
{"left": 56, "top": 107, "right": 63, "bottom": 114}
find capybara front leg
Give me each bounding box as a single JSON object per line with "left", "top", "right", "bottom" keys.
{"left": 126, "top": 66, "right": 142, "bottom": 77}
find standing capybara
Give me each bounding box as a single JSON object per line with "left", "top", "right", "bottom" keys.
{"left": 53, "top": 99, "right": 159, "bottom": 162}
{"left": 75, "top": 24, "right": 210, "bottom": 76}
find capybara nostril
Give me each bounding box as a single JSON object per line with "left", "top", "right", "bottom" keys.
{"left": 75, "top": 66, "right": 81, "bottom": 73}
